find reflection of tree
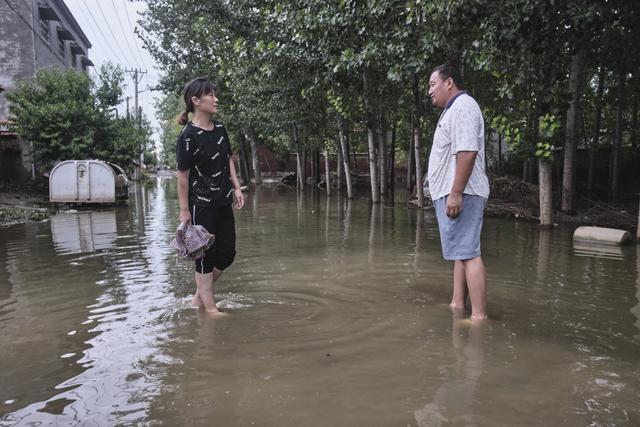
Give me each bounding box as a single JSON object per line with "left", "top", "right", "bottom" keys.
{"left": 342, "top": 199, "right": 352, "bottom": 247}
{"left": 325, "top": 194, "right": 330, "bottom": 243}
{"left": 536, "top": 229, "right": 552, "bottom": 282}
{"left": 633, "top": 251, "right": 640, "bottom": 341}
{"left": 414, "top": 314, "right": 487, "bottom": 426}
{"left": 368, "top": 203, "right": 380, "bottom": 264}
{"left": 413, "top": 208, "right": 424, "bottom": 268}
{"left": 0, "top": 221, "right": 113, "bottom": 420}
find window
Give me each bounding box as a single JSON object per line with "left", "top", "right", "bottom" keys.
{"left": 71, "top": 54, "right": 76, "bottom": 68}
{"left": 40, "top": 18, "right": 50, "bottom": 43}
{"left": 59, "top": 38, "right": 65, "bottom": 56}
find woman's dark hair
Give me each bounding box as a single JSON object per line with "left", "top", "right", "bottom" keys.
{"left": 176, "top": 77, "right": 217, "bottom": 125}
{"left": 431, "top": 64, "right": 464, "bottom": 89}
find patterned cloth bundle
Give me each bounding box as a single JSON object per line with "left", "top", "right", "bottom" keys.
{"left": 170, "top": 222, "right": 215, "bottom": 260}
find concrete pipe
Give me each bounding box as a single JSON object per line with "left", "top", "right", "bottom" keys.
{"left": 573, "top": 226, "right": 632, "bottom": 245}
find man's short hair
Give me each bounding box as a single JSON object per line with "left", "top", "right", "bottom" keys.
{"left": 431, "top": 64, "right": 463, "bottom": 89}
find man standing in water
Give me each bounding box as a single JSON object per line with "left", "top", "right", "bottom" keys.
{"left": 426, "top": 64, "right": 490, "bottom": 320}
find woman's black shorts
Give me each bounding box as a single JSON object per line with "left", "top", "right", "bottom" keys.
{"left": 190, "top": 203, "right": 236, "bottom": 274}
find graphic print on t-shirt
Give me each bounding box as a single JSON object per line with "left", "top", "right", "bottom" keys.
{"left": 176, "top": 120, "right": 234, "bottom": 207}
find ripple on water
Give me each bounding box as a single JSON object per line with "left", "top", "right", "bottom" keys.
{"left": 221, "top": 260, "right": 429, "bottom": 355}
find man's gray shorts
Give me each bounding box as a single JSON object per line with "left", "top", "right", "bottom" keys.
{"left": 433, "top": 194, "right": 487, "bottom": 261}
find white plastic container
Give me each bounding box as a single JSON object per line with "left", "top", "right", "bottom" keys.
{"left": 49, "top": 160, "right": 129, "bottom": 203}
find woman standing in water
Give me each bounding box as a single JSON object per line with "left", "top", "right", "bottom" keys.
{"left": 176, "top": 77, "right": 244, "bottom": 317}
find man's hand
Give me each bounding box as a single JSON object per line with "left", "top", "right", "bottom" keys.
{"left": 234, "top": 188, "right": 245, "bottom": 209}
{"left": 179, "top": 208, "right": 191, "bottom": 225}
{"left": 446, "top": 192, "right": 463, "bottom": 218}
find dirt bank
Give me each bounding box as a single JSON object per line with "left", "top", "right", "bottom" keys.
{"left": 412, "top": 176, "right": 638, "bottom": 232}
{"left": 0, "top": 182, "right": 52, "bottom": 226}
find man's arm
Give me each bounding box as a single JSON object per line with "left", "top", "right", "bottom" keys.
{"left": 446, "top": 151, "right": 477, "bottom": 218}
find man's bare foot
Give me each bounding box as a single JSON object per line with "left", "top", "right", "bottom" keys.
{"left": 449, "top": 301, "right": 465, "bottom": 310}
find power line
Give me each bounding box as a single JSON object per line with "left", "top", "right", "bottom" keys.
{"left": 95, "top": 0, "right": 137, "bottom": 67}
{"left": 110, "top": 0, "right": 142, "bottom": 69}
{"left": 121, "top": 0, "right": 148, "bottom": 70}
{"left": 80, "top": 0, "right": 128, "bottom": 65}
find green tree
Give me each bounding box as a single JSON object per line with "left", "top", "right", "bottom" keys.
{"left": 8, "top": 65, "right": 151, "bottom": 174}
{"left": 155, "top": 91, "right": 183, "bottom": 167}
{"left": 8, "top": 68, "right": 95, "bottom": 169}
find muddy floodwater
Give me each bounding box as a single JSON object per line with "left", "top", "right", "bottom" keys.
{"left": 1, "top": 178, "right": 639, "bottom": 426}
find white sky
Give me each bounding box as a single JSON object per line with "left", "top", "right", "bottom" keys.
{"left": 63, "top": 0, "right": 162, "bottom": 147}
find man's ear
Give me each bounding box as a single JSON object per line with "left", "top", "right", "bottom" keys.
{"left": 447, "top": 77, "right": 454, "bottom": 90}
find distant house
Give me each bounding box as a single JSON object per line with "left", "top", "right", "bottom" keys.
{"left": 0, "top": 0, "right": 92, "bottom": 183}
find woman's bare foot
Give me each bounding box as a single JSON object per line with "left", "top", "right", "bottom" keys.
{"left": 449, "top": 301, "right": 465, "bottom": 310}
{"left": 191, "top": 293, "right": 203, "bottom": 308}
{"left": 470, "top": 313, "right": 488, "bottom": 321}
{"left": 205, "top": 308, "right": 228, "bottom": 318}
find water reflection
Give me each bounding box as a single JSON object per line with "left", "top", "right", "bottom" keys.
{"left": 634, "top": 250, "right": 640, "bottom": 341}
{"left": 1, "top": 179, "right": 179, "bottom": 424}
{"left": 573, "top": 241, "right": 625, "bottom": 260}
{"left": 51, "top": 211, "right": 118, "bottom": 255}
{"left": 415, "top": 314, "right": 487, "bottom": 426}
{"left": 1, "top": 181, "right": 640, "bottom": 425}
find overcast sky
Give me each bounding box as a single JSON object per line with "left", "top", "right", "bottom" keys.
{"left": 63, "top": 0, "right": 162, "bottom": 145}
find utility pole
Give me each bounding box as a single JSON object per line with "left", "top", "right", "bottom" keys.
{"left": 125, "top": 96, "right": 130, "bottom": 120}
{"left": 125, "top": 68, "right": 147, "bottom": 180}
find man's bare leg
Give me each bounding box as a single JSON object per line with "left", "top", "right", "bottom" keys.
{"left": 450, "top": 260, "right": 468, "bottom": 309}
{"left": 194, "top": 268, "right": 226, "bottom": 317}
{"left": 462, "top": 256, "right": 487, "bottom": 320}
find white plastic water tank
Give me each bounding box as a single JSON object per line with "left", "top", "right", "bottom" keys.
{"left": 49, "top": 160, "right": 129, "bottom": 203}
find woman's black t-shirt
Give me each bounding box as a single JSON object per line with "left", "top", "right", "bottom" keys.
{"left": 176, "top": 120, "right": 234, "bottom": 207}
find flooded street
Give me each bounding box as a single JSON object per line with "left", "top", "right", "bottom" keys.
{"left": 1, "top": 178, "right": 639, "bottom": 426}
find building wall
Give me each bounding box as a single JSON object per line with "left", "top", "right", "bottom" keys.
{"left": 0, "top": 0, "right": 91, "bottom": 182}
{"left": 0, "top": 0, "right": 36, "bottom": 119}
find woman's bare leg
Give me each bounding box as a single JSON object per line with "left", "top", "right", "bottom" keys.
{"left": 194, "top": 268, "right": 225, "bottom": 316}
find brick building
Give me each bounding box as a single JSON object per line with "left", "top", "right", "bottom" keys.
{"left": 0, "top": 0, "right": 91, "bottom": 182}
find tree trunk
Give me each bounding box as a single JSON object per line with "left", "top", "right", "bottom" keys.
{"left": 406, "top": 115, "right": 415, "bottom": 193}
{"left": 302, "top": 147, "right": 308, "bottom": 189}
{"left": 315, "top": 149, "right": 321, "bottom": 183}
{"left": 539, "top": 159, "right": 553, "bottom": 228}
{"left": 296, "top": 149, "right": 303, "bottom": 188}
{"left": 413, "top": 74, "right": 424, "bottom": 207}
{"left": 389, "top": 125, "right": 396, "bottom": 202}
{"left": 294, "top": 126, "right": 305, "bottom": 191}
{"left": 611, "top": 66, "right": 626, "bottom": 200}
{"left": 561, "top": 49, "right": 585, "bottom": 214}
{"left": 497, "top": 133, "right": 502, "bottom": 175}
{"left": 324, "top": 148, "right": 331, "bottom": 195}
{"left": 632, "top": 90, "right": 638, "bottom": 149}
{"left": 588, "top": 66, "right": 606, "bottom": 195}
{"left": 352, "top": 148, "right": 357, "bottom": 173}
{"left": 367, "top": 118, "right": 380, "bottom": 203}
{"left": 336, "top": 136, "right": 343, "bottom": 191}
{"left": 247, "top": 130, "right": 262, "bottom": 185}
{"left": 237, "top": 133, "right": 250, "bottom": 185}
{"left": 637, "top": 192, "right": 640, "bottom": 242}
{"left": 378, "top": 115, "right": 387, "bottom": 196}
{"left": 413, "top": 123, "right": 424, "bottom": 206}
{"left": 337, "top": 114, "right": 353, "bottom": 198}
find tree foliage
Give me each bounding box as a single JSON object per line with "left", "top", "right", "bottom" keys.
{"left": 7, "top": 64, "right": 153, "bottom": 174}
{"left": 141, "top": 0, "right": 640, "bottom": 204}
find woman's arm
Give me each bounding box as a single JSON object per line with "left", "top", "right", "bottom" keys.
{"left": 177, "top": 169, "right": 191, "bottom": 223}
{"left": 229, "top": 157, "right": 244, "bottom": 209}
